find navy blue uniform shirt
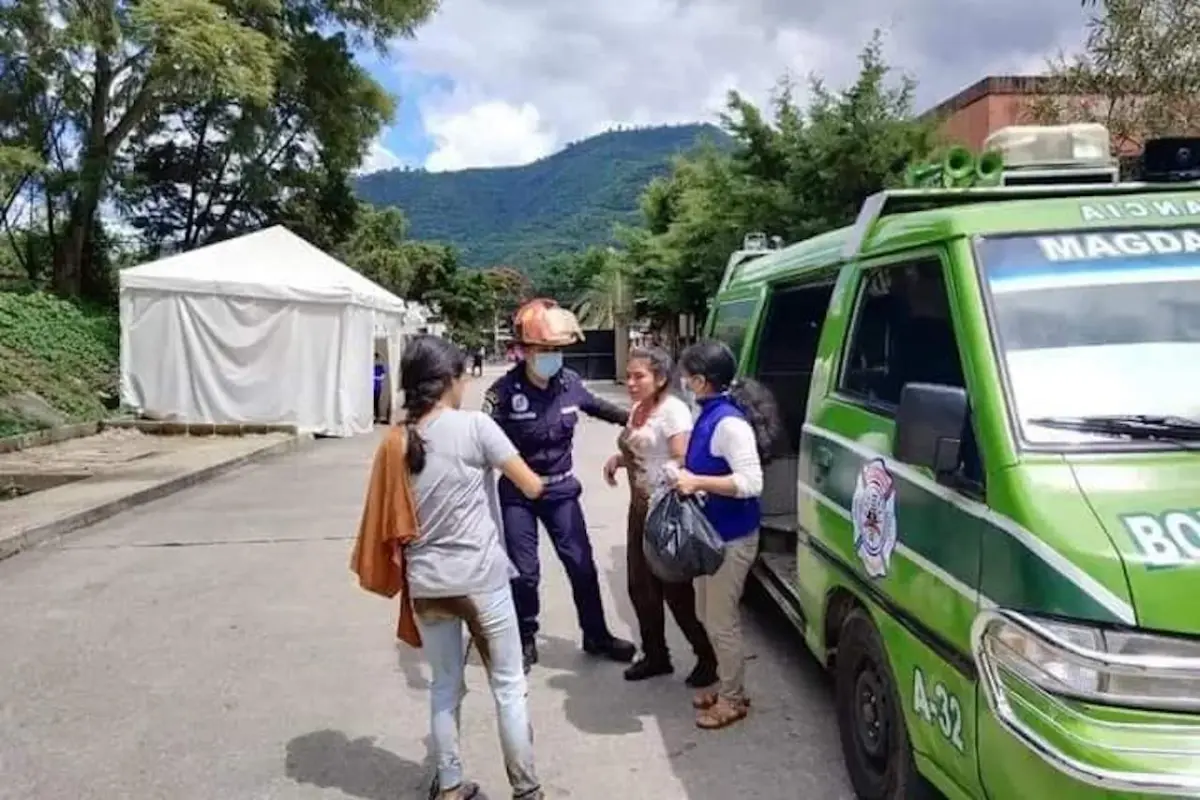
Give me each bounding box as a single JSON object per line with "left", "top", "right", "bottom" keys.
{"left": 483, "top": 365, "right": 628, "bottom": 477}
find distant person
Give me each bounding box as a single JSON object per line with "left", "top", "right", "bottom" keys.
{"left": 472, "top": 346, "right": 485, "bottom": 377}
{"left": 373, "top": 353, "right": 387, "bottom": 424}
{"left": 355, "top": 335, "right": 547, "bottom": 799}
{"left": 670, "top": 339, "right": 781, "bottom": 730}
{"left": 484, "top": 298, "right": 636, "bottom": 673}
{"left": 604, "top": 346, "right": 717, "bottom": 685}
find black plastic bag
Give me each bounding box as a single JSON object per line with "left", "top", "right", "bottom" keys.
{"left": 643, "top": 489, "right": 726, "bottom": 583}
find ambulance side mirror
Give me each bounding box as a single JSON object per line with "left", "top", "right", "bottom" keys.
{"left": 894, "top": 383, "right": 967, "bottom": 477}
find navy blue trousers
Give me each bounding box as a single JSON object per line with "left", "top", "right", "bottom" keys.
{"left": 499, "top": 479, "right": 612, "bottom": 645}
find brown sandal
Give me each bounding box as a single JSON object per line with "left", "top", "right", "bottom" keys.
{"left": 696, "top": 696, "right": 749, "bottom": 730}
{"left": 693, "top": 691, "right": 751, "bottom": 710}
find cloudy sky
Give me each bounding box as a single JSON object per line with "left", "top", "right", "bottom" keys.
{"left": 358, "top": 0, "right": 1092, "bottom": 174}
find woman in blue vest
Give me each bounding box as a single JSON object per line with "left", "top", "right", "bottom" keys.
{"left": 669, "top": 339, "right": 782, "bottom": 730}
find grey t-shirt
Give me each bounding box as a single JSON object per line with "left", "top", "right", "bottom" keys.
{"left": 406, "top": 409, "right": 519, "bottom": 598}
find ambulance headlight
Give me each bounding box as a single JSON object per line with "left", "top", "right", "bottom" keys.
{"left": 974, "top": 610, "right": 1200, "bottom": 712}
{"left": 980, "top": 613, "right": 1104, "bottom": 694}
{"left": 1100, "top": 629, "right": 1200, "bottom": 706}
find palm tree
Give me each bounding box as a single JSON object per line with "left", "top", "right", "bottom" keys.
{"left": 572, "top": 248, "right": 632, "bottom": 328}
{"left": 571, "top": 247, "right": 635, "bottom": 381}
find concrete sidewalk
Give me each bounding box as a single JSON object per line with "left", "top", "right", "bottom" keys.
{"left": 0, "top": 429, "right": 306, "bottom": 561}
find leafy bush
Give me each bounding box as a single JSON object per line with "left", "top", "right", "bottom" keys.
{"left": 0, "top": 291, "right": 118, "bottom": 437}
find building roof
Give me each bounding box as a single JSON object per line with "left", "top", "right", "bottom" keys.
{"left": 120, "top": 226, "right": 410, "bottom": 316}
{"left": 921, "top": 75, "right": 1058, "bottom": 121}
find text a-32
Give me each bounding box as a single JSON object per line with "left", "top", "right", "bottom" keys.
{"left": 912, "top": 667, "right": 966, "bottom": 753}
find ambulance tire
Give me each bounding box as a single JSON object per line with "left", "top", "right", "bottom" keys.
{"left": 835, "top": 607, "right": 921, "bottom": 800}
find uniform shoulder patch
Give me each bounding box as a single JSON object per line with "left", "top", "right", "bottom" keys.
{"left": 481, "top": 384, "right": 501, "bottom": 415}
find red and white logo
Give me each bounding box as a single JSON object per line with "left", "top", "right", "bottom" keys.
{"left": 851, "top": 458, "right": 898, "bottom": 578}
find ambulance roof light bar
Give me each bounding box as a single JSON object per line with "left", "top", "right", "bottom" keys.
{"left": 742, "top": 232, "right": 769, "bottom": 251}
{"left": 985, "top": 123, "right": 1120, "bottom": 186}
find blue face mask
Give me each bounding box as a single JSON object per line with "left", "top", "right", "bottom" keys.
{"left": 531, "top": 351, "right": 563, "bottom": 380}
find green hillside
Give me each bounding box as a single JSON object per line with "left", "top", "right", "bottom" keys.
{"left": 354, "top": 123, "right": 731, "bottom": 268}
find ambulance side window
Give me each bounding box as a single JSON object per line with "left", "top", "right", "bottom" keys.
{"left": 840, "top": 257, "right": 984, "bottom": 497}
{"left": 710, "top": 297, "right": 757, "bottom": 362}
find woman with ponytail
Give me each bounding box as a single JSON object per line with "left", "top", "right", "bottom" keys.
{"left": 670, "top": 339, "right": 782, "bottom": 730}
{"left": 603, "top": 346, "right": 717, "bottom": 685}
{"left": 390, "top": 335, "right": 546, "bottom": 800}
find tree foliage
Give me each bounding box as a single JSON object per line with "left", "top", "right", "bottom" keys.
{"left": 1026, "top": 0, "right": 1200, "bottom": 150}
{"left": 0, "top": 0, "right": 436, "bottom": 298}
{"left": 604, "top": 34, "right": 938, "bottom": 322}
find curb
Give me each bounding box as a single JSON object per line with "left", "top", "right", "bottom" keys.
{"left": 0, "top": 434, "right": 312, "bottom": 562}
{"left": 0, "top": 422, "right": 102, "bottom": 454}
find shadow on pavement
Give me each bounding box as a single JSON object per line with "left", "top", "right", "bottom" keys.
{"left": 395, "top": 641, "right": 430, "bottom": 691}
{"left": 539, "top": 542, "right": 845, "bottom": 799}
{"left": 285, "top": 729, "right": 431, "bottom": 799}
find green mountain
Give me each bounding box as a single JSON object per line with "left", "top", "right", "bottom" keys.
{"left": 354, "top": 123, "right": 731, "bottom": 268}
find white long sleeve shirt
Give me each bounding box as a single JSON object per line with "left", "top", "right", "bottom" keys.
{"left": 709, "top": 416, "right": 763, "bottom": 498}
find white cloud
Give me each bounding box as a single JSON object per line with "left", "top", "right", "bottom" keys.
{"left": 358, "top": 136, "right": 405, "bottom": 174}
{"left": 393, "top": 0, "right": 1091, "bottom": 171}
{"left": 423, "top": 99, "right": 555, "bottom": 171}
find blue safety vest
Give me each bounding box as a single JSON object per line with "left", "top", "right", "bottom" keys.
{"left": 685, "top": 395, "right": 760, "bottom": 541}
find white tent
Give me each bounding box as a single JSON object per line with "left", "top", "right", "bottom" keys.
{"left": 119, "top": 226, "right": 416, "bottom": 437}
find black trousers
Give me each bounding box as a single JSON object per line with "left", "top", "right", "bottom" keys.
{"left": 626, "top": 489, "right": 716, "bottom": 664}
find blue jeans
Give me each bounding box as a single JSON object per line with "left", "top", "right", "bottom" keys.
{"left": 416, "top": 586, "right": 539, "bottom": 798}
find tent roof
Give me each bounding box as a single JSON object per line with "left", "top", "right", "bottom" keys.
{"left": 119, "top": 226, "right": 407, "bottom": 316}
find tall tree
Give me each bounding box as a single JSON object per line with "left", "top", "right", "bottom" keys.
{"left": 116, "top": 25, "right": 398, "bottom": 252}
{"left": 335, "top": 204, "right": 412, "bottom": 293}
{"left": 626, "top": 34, "right": 937, "bottom": 322}
{"left": 1, "top": 0, "right": 282, "bottom": 295}
{"left": 0, "top": 0, "right": 437, "bottom": 297}
{"left": 1026, "top": 0, "right": 1200, "bottom": 150}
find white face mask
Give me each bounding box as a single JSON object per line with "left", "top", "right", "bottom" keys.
{"left": 680, "top": 377, "right": 699, "bottom": 413}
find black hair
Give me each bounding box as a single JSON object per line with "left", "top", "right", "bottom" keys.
{"left": 627, "top": 345, "right": 678, "bottom": 400}
{"left": 399, "top": 335, "right": 466, "bottom": 473}
{"left": 679, "top": 339, "right": 784, "bottom": 463}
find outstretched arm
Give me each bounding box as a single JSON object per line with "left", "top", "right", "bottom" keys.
{"left": 580, "top": 387, "right": 629, "bottom": 426}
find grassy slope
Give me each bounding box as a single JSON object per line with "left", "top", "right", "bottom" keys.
{"left": 355, "top": 123, "right": 732, "bottom": 268}
{"left": 0, "top": 292, "right": 118, "bottom": 437}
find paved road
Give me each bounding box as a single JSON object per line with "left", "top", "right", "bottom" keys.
{"left": 0, "top": 368, "right": 853, "bottom": 800}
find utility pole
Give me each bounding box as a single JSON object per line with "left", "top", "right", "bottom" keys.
{"left": 610, "top": 248, "right": 630, "bottom": 384}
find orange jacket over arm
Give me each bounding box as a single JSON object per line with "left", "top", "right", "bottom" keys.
{"left": 350, "top": 427, "right": 422, "bottom": 648}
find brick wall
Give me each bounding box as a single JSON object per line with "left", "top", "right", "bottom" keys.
{"left": 927, "top": 75, "right": 1142, "bottom": 155}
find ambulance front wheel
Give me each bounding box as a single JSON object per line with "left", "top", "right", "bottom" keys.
{"left": 835, "top": 607, "right": 921, "bottom": 800}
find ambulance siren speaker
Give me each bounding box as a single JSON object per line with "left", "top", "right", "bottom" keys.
{"left": 975, "top": 150, "right": 1004, "bottom": 186}
{"left": 942, "top": 147, "right": 975, "bottom": 187}
{"left": 903, "top": 146, "right": 1006, "bottom": 189}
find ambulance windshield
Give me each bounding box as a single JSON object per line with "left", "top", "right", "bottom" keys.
{"left": 978, "top": 227, "right": 1200, "bottom": 445}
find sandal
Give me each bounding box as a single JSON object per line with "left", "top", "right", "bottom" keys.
{"left": 696, "top": 696, "right": 749, "bottom": 730}
{"left": 693, "top": 690, "right": 751, "bottom": 710}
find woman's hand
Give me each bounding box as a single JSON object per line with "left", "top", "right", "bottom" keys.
{"left": 603, "top": 454, "right": 623, "bottom": 486}
{"left": 671, "top": 468, "right": 702, "bottom": 496}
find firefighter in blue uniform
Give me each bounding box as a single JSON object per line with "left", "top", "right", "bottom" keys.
{"left": 484, "top": 299, "right": 636, "bottom": 672}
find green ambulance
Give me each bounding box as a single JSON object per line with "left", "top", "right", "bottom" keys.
{"left": 705, "top": 124, "right": 1200, "bottom": 799}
